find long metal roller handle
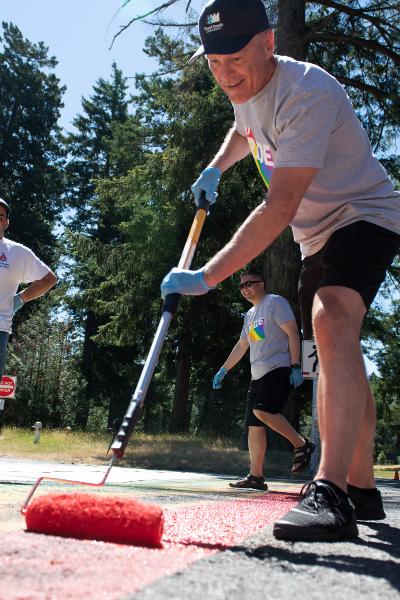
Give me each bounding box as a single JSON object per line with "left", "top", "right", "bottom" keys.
{"left": 111, "top": 193, "right": 210, "bottom": 459}
{"left": 21, "top": 456, "right": 117, "bottom": 513}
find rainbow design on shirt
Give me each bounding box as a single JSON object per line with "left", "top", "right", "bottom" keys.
{"left": 246, "top": 127, "right": 274, "bottom": 188}
{"left": 249, "top": 319, "right": 266, "bottom": 342}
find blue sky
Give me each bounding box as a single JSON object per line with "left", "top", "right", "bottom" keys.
{"left": 2, "top": 0, "right": 202, "bottom": 129}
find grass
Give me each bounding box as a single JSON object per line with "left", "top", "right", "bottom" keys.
{"left": 0, "top": 427, "right": 258, "bottom": 475}
{"left": 374, "top": 467, "right": 400, "bottom": 479}
{"left": 1, "top": 427, "right": 398, "bottom": 478}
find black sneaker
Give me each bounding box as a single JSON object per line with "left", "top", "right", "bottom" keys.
{"left": 229, "top": 474, "right": 268, "bottom": 491}
{"left": 273, "top": 479, "right": 359, "bottom": 541}
{"left": 347, "top": 484, "right": 386, "bottom": 520}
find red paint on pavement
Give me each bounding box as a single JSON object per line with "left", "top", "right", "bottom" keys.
{"left": 25, "top": 493, "right": 164, "bottom": 547}
{"left": 2, "top": 492, "right": 298, "bottom": 600}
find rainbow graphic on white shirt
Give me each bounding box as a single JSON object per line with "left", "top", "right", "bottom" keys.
{"left": 246, "top": 127, "right": 274, "bottom": 188}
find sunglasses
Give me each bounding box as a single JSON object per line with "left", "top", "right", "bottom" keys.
{"left": 239, "top": 280, "right": 263, "bottom": 290}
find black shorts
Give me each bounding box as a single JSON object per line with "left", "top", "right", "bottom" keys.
{"left": 298, "top": 221, "right": 399, "bottom": 338}
{"left": 245, "top": 366, "right": 291, "bottom": 426}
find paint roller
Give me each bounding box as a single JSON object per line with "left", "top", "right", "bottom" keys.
{"left": 21, "top": 194, "right": 210, "bottom": 546}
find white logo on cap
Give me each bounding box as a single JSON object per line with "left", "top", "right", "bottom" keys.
{"left": 204, "top": 12, "right": 224, "bottom": 33}
{"left": 206, "top": 13, "right": 220, "bottom": 25}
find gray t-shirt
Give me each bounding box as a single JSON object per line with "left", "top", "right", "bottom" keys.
{"left": 240, "top": 294, "right": 294, "bottom": 380}
{"left": 233, "top": 55, "right": 400, "bottom": 258}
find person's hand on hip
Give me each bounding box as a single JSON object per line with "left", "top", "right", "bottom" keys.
{"left": 191, "top": 167, "right": 221, "bottom": 206}
{"left": 212, "top": 367, "right": 227, "bottom": 389}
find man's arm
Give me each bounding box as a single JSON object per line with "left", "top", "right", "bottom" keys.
{"left": 191, "top": 126, "right": 249, "bottom": 206}
{"left": 19, "top": 271, "right": 57, "bottom": 302}
{"left": 222, "top": 338, "right": 249, "bottom": 371}
{"left": 209, "top": 126, "right": 250, "bottom": 173}
{"left": 204, "top": 166, "right": 318, "bottom": 286}
{"left": 161, "top": 166, "right": 318, "bottom": 299}
{"left": 213, "top": 337, "right": 249, "bottom": 389}
{"left": 279, "top": 319, "right": 301, "bottom": 365}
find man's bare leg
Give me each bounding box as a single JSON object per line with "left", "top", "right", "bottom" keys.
{"left": 312, "top": 286, "right": 375, "bottom": 492}
{"left": 347, "top": 386, "right": 376, "bottom": 488}
{"left": 248, "top": 426, "right": 267, "bottom": 477}
{"left": 253, "top": 410, "right": 305, "bottom": 448}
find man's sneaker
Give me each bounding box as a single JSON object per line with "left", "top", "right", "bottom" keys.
{"left": 273, "top": 479, "right": 359, "bottom": 541}
{"left": 347, "top": 484, "right": 386, "bottom": 520}
{"left": 229, "top": 474, "right": 268, "bottom": 491}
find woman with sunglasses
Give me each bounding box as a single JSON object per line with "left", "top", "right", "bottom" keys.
{"left": 212, "top": 270, "right": 314, "bottom": 491}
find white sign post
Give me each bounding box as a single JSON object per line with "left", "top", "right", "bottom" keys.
{"left": 302, "top": 340, "right": 320, "bottom": 378}
{"left": 302, "top": 341, "right": 320, "bottom": 474}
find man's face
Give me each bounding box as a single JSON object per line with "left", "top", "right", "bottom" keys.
{"left": 239, "top": 275, "right": 265, "bottom": 304}
{"left": 207, "top": 30, "right": 275, "bottom": 104}
{"left": 0, "top": 207, "right": 9, "bottom": 237}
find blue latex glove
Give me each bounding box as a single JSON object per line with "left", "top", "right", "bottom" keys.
{"left": 161, "top": 267, "right": 214, "bottom": 299}
{"left": 191, "top": 167, "right": 221, "bottom": 206}
{"left": 290, "top": 366, "right": 303, "bottom": 388}
{"left": 213, "top": 367, "right": 227, "bottom": 389}
{"left": 12, "top": 293, "right": 25, "bottom": 316}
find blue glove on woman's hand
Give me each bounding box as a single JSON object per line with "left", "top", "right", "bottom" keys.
{"left": 289, "top": 366, "right": 303, "bottom": 388}
{"left": 212, "top": 367, "right": 227, "bottom": 389}
{"left": 12, "top": 293, "right": 25, "bottom": 316}
{"left": 161, "top": 267, "right": 214, "bottom": 299}
{"left": 191, "top": 167, "right": 221, "bottom": 206}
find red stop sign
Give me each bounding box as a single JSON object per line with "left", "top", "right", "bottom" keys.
{"left": 0, "top": 376, "right": 16, "bottom": 398}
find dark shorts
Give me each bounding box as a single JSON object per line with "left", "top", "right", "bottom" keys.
{"left": 298, "top": 221, "right": 400, "bottom": 338}
{"left": 245, "top": 366, "right": 291, "bottom": 426}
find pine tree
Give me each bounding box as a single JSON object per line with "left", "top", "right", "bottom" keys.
{"left": 64, "top": 64, "right": 144, "bottom": 429}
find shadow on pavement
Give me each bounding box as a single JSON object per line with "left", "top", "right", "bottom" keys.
{"left": 233, "top": 521, "right": 400, "bottom": 592}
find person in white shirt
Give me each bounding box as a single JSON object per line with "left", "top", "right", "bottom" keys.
{"left": 0, "top": 198, "right": 57, "bottom": 379}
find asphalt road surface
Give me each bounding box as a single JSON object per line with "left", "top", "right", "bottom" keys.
{"left": 1, "top": 458, "right": 399, "bottom": 600}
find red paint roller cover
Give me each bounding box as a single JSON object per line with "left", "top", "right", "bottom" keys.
{"left": 24, "top": 493, "right": 164, "bottom": 547}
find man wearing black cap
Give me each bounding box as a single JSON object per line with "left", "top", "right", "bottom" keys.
{"left": 0, "top": 198, "right": 57, "bottom": 380}
{"left": 161, "top": 0, "right": 400, "bottom": 542}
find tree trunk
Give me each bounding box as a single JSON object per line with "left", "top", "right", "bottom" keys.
{"left": 75, "top": 309, "right": 97, "bottom": 429}
{"left": 262, "top": 227, "right": 302, "bottom": 324}
{"left": 276, "top": 0, "right": 306, "bottom": 60}
{"left": 169, "top": 334, "right": 192, "bottom": 433}
{"left": 195, "top": 392, "right": 226, "bottom": 437}
{"left": 261, "top": 1, "right": 307, "bottom": 449}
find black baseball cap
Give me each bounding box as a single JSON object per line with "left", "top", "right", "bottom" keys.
{"left": 189, "top": 0, "right": 270, "bottom": 63}
{"left": 0, "top": 198, "right": 10, "bottom": 218}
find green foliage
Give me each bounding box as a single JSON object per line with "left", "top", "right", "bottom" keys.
{"left": 4, "top": 300, "right": 85, "bottom": 428}
{"left": 363, "top": 258, "right": 400, "bottom": 463}
{"left": 63, "top": 64, "right": 142, "bottom": 429}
